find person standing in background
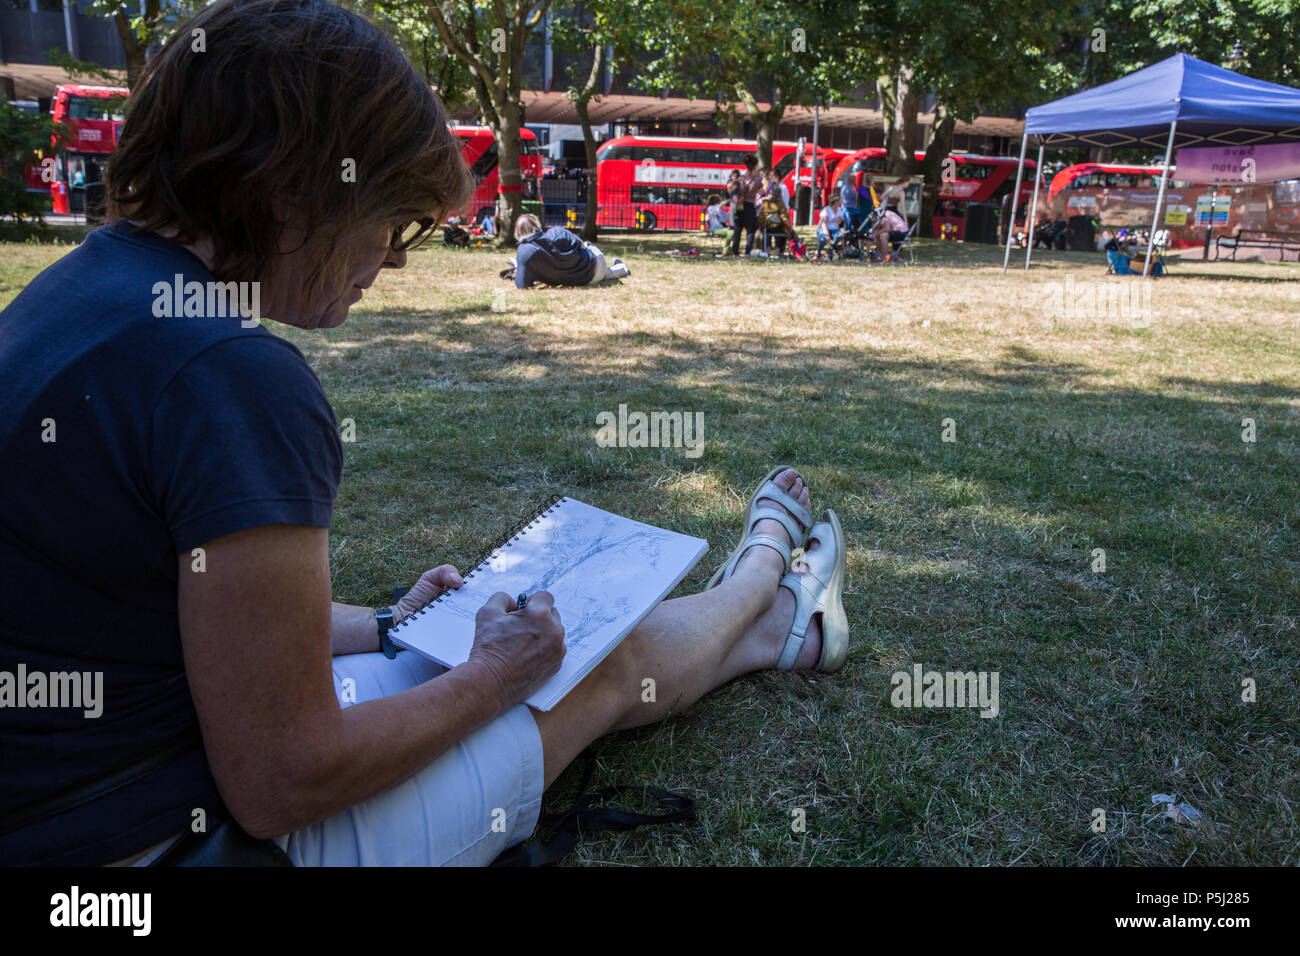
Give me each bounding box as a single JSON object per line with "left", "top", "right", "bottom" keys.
{"left": 839, "top": 176, "right": 861, "bottom": 233}
{"left": 765, "top": 171, "right": 790, "bottom": 211}
{"left": 728, "top": 155, "right": 764, "bottom": 257}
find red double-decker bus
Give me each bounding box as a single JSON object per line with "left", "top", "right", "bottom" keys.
{"left": 592, "top": 135, "right": 843, "bottom": 231}
{"left": 47, "top": 84, "right": 127, "bottom": 216}
{"left": 1043, "top": 162, "right": 1300, "bottom": 249}
{"left": 450, "top": 125, "right": 544, "bottom": 226}
{"left": 1045, "top": 163, "right": 1204, "bottom": 246}
{"left": 827, "top": 148, "right": 1041, "bottom": 239}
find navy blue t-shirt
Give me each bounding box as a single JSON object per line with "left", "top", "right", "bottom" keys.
{"left": 0, "top": 222, "right": 343, "bottom": 865}
{"left": 515, "top": 227, "right": 596, "bottom": 288}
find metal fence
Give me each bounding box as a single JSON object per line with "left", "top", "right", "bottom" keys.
{"left": 538, "top": 175, "right": 722, "bottom": 234}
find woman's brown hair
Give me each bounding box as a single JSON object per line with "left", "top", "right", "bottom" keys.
{"left": 107, "top": 0, "right": 471, "bottom": 296}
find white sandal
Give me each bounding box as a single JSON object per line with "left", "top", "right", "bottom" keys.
{"left": 705, "top": 466, "right": 815, "bottom": 591}
{"left": 775, "top": 509, "right": 849, "bottom": 672}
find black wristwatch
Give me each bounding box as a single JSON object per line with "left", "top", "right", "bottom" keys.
{"left": 376, "top": 606, "right": 397, "bottom": 659}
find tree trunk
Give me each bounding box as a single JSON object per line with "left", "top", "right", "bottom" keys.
{"left": 753, "top": 112, "right": 782, "bottom": 175}
{"left": 885, "top": 68, "right": 917, "bottom": 177}
{"left": 736, "top": 84, "right": 784, "bottom": 174}
{"left": 574, "top": 97, "right": 600, "bottom": 241}
{"left": 572, "top": 41, "right": 605, "bottom": 242}
{"left": 112, "top": 8, "right": 145, "bottom": 89}
{"left": 493, "top": 97, "right": 524, "bottom": 247}
{"left": 917, "top": 109, "right": 956, "bottom": 239}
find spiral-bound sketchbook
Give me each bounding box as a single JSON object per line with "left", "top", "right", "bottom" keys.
{"left": 389, "top": 497, "right": 709, "bottom": 710}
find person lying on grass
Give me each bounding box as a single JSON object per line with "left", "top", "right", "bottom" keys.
{"left": 507, "top": 213, "right": 630, "bottom": 288}
{"left": 0, "top": 0, "right": 849, "bottom": 867}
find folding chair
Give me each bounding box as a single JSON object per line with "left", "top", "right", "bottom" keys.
{"left": 1149, "top": 229, "right": 1170, "bottom": 274}
{"left": 700, "top": 212, "right": 724, "bottom": 253}
{"left": 759, "top": 210, "right": 787, "bottom": 257}
{"left": 892, "top": 220, "right": 918, "bottom": 265}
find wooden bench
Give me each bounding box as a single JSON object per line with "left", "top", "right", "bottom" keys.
{"left": 1214, "top": 229, "right": 1300, "bottom": 261}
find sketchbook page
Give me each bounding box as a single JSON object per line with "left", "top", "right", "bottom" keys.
{"left": 391, "top": 497, "right": 708, "bottom": 710}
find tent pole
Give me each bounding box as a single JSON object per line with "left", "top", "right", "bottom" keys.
{"left": 1143, "top": 120, "right": 1178, "bottom": 279}
{"left": 1023, "top": 143, "right": 1045, "bottom": 269}
{"left": 1002, "top": 131, "right": 1029, "bottom": 274}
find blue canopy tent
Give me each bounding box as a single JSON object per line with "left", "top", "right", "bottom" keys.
{"left": 1003, "top": 53, "right": 1300, "bottom": 277}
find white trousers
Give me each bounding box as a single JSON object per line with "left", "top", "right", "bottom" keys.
{"left": 135, "top": 652, "right": 545, "bottom": 867}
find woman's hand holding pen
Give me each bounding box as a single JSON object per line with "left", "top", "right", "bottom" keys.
{"left": 467, "top": 591, "right": 566, "bottom": 717}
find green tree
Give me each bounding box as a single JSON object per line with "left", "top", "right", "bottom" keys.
{"left": 846, "top": 0, "right": 1086, "bottom": 232}
{"left": 420, "top": 0, "right": 553, "bottom": 246}
{"left": 0, "top": 98, "right": 66, "bottom": 222}
{"left": 630, "top": 0, "right": 846, "bottom": 174}
{"left": 354, "top": 0, "right": 477, "bottom": 112}
{"left": 1048, "top": 0, "right": 1300, "bottom": 163}
{"left": 70, "top": 1, "right": 194, "bottom": 90}
{"left": 548, "top": 0, "right": 642, "bottom": 240}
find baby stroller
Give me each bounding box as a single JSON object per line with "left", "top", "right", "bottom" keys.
{"left": 829, "top": 207, "right": 879, "bottom": 261}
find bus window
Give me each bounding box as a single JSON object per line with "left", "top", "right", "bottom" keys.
{"left": 68, "top": 96, "right": 125, "bottom": 122}
{"left": 468, "top": 140, "right": 499, "bottom": 183}
{"left": 661, "top": 147, "right": 696, "bottom": 164}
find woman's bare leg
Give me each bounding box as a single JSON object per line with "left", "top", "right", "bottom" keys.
{"left": 531, "top": 469, "right": 823, "bottom": 789}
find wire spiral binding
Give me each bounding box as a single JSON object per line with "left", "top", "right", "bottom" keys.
{"left": 390, "top": 494, "right": 567, "bottom": 632}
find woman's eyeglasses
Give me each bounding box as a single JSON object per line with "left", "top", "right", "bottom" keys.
{"left": 391, "top": 217, "right": 438, "bottom": 253}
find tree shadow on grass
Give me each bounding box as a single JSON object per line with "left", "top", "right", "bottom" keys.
{"left": 312, "top": 310, "right": 1299, "bottom": 864}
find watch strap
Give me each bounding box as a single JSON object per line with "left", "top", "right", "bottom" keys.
{"left": 376, "top": 607, "right": 397, "bottom": 659}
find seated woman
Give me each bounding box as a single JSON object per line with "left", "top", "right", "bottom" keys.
{"left": 1104, "top": 231, "right": 1164, "bottom": 276}
{"left": 817, "top": 194, "right": 846, "bottom": 260}
{"left": 704, "top": 193, "right": 733, "bottom": 245}
{"left": 511, "top": 214, "right": 629, "bottom": 287}
{"left": 758, "top": 179, "right": 794, "bottom": 258}
{"left": 871, "top": 190, "right": 910, "bottom": 262}
{"left": 758, "top": 198, "right": 792, "bottom": 257}
{"left": 0, "top": 0, "right": 851, "bottom": 867}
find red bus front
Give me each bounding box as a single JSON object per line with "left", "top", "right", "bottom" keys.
{"left": 49, "top": 84, "right": 127, "bottom": 216}
{"left": 1042, "top": 163, "right": 1280, "bottom": 249}
{"left": 451, "top": 126, "right": 544, "bottom": 226}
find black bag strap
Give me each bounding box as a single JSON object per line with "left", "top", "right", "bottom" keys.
{"left": 492, "top": 748, "right": 696, "bottom": 867}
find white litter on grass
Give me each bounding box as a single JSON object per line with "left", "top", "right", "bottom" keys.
{"left": 1151, "top": 793, "right": 1203, "bottom": 827}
